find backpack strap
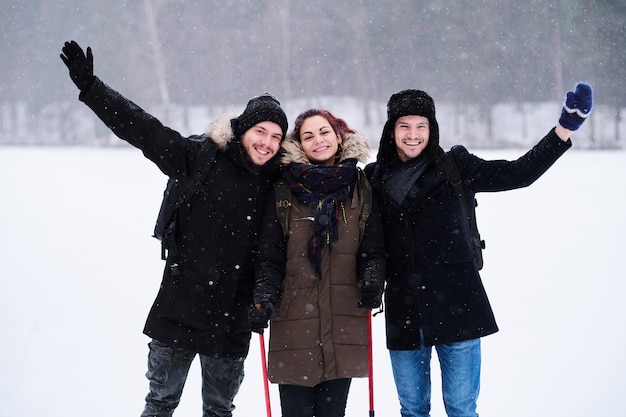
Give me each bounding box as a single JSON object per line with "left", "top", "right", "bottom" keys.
{"left": 162, "top": 138, "right": 217, "bottom": 260}
{"left": 441, "top": 153, "right": 464, "bottom": 203}
{"left": 273, "top": 179, "right": 292, "bottom": 241}
{"left": 441, "top": 153, "right": 485, "bottom": 269}
{"left": 178, "top": 139, "right": 217, "bottom": 206}
{"left": 442, "top": 153, "right": 473, "bottom": 233}
{"left": 356, "top": 169, "right": 372, "bottom": 243}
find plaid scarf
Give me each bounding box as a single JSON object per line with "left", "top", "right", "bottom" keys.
{"left": 282, "top": 159, "right": 358, "bottom": 277}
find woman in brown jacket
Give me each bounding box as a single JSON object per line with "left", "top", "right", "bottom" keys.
{"left": 250, "top": 109, "right": 386, "bottom": 417}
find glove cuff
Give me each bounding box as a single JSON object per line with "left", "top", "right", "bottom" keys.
{"left": 562, "top": 104, "right": 591, "bottom": 120}
{"left": 559, "top": 108, "right": 586, "bottom": 131}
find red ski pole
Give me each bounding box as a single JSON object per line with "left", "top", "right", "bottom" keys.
{"left": 259, "top": 333, "right": 272, "bottom": 417}
{"left": 368, "top": 310, "right": 375, "bottom": 417}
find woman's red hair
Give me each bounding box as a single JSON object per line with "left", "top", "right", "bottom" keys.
{"left": 292, "top": 109, "right": 356, "bottom": 141}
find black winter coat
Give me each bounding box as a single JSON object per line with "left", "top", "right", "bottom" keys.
{"left": 366, "top": 129, "right": 571, "bottom": 350}
{"left": 80, "top": 77, "right": 279, "bottom": 357}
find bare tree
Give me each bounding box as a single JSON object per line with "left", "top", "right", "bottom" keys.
{"left": 143, "top": 0, "right": 171, "bottom": 124}
{"left": 279, "top": 0, "right": 292, "bottom": 99}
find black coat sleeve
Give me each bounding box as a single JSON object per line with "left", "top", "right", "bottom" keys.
{"left": 357, "top": 188, "right": 386, "bottom": 284}
{"left": 253, "top": 187, "right": 286, "bottom": 305}
{"left": 79, "top": 77, "right": 200, "bottom": 178}
{"left": 454, "top": 128, "right": 572, "bottom": 193}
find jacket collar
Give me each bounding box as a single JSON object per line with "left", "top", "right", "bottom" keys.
{"left": 205, "top": 113, "right": 238, "bottom": 151}
{"left": 280, "top": 131, "right": 370, "bottom": 165}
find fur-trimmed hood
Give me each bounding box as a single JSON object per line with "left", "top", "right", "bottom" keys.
{"left": 205, "top": 112, "right": 283, "bottom": 180}
{"left": 206, "top": 113, "right": 238, "bottom": 151}
{"left": 280, "top": 131, "right": 370, "bottom": 165}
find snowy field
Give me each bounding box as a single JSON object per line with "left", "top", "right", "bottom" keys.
{"left": 1, "top": 145, "right": 625, "bottom": 417}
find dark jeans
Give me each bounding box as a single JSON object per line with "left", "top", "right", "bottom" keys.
{"left": 278, "top": 378, "right": 352, "bottom": 417}
{"left": 140, "top": 339, "right": 245, "bottom": 417}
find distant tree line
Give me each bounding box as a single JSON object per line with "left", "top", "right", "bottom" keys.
{"left": 0, "top": 0, "right": 624, "bottom": 146}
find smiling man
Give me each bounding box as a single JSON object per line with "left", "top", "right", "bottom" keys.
{"left": 60, "top": 40, "right": 287, "bottom": 417}
{"left": 366, "top": 85, "right": 592, "bottom": 417}
{"left": 393, "top": 115, "right": 430, "bottom": 162}
{"left": 240, "top": 120, "right": 284, "bottom": 165}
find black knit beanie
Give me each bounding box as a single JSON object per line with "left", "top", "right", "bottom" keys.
{"left": 231, "top": 93, "right": 288, "bottom": 139}
{"left": 377, "top": 89, "right": 441, "bottom": 168}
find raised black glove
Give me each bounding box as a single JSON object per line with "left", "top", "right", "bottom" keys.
{"left": 558, "top": 82, "right": 593, "bottom": 131}
{"left": 248, "top": 302, "right": 275, "bottom": 334}
{"left": 357, "top": 279, "right": 383, "bottom": 310}
{"left": 60, "top": 40, "right": 95, "bottom": 93}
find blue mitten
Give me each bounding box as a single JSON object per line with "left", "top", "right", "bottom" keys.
{"left": 559, "top": 82, "right": 593, "bottom": 131}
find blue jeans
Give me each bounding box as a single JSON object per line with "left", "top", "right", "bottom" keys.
{"left": 141, "top": 339, "right": 246, "bottom": 417}
{"left": 389, "top": 331, "right": 481, "bottom": 417}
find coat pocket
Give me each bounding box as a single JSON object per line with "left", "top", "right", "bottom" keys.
{"left": 156, "top": 255, "right": 224, "bottom": 330}
{"left": 439, "top": 235, "right": 475, "bottom": 265}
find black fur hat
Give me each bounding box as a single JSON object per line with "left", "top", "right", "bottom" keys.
{"left": 231, "top": 93, "right": 288, "bottom": 139}
{"left": 377, "top": 89, "right": 441, "bottom": 168}
{"left": 387, "top": 89, "right": 437, "bottom": 123}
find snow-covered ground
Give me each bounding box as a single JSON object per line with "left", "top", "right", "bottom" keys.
{"left": 1, "top": 145, "right": 624, "bottom": 416}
